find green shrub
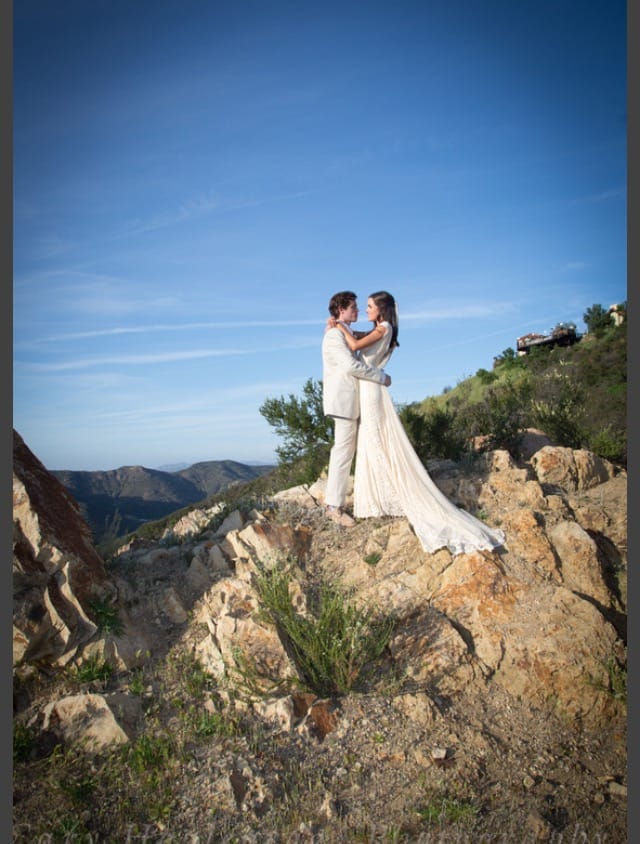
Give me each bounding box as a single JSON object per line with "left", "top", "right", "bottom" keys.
{"left": 584, "top": 303, "right": 613, "bottom": 336}
{"left": 13, "top": 721, "right": 35, "bottom": 764}
{"left": 589, "top": 651, "right": 627, "bottom": 704}
{"left": 127, "top": 734, "right": 174, "bottom": 773}
{"left": 89, "top": 596, "right": 124, "bottom": 636}
{"left": 60, "top": 773, "right": 96, "bottom": 803}
{"left": 184, "top": 660, "right": 215, "bottom": 699}
{"left": 461, "top": 379, "right": 532, "bottom": 457}
{"left": 188, "top": 707, "right": 238, "bottom": 739}
{"left": 254, "top": 564, "right": 395, "bottom": 697}
{"left": 530, "top": 369, "right": 586, "bottom": 449}
{"left": 416, "top": 797, "right": 479, "bottom": 825}
{"left": 475, "top": 367, "right": 497, "bottom": 385}
{"left": 605, "top": 656, "right": 627, "bottom": 703}
{"left": 586, "top": 424, "right": 626, "bottom": 464}
{"left": 128, "top": 668, "right": 145, "bottom": 696}
{"left": 70, "top": 654, "right": 114, "bottom": 684}
{"left": 398, "top": 403, "right": 467, "bottom": 462}
{"left": 50, "top": 817, "right": 93, "bottom": 842}
{"left": 493, "top": 347, "right": 524, "bottom": 370}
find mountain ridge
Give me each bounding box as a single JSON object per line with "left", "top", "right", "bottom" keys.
{"left": 51, "top": 459, "right": 275, "bottom": 540}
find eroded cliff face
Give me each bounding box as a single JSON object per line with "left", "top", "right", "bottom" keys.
{"left": 13, "top": 432, "right": 627, "bottom": 720}
{"left": 12, "top": 432, "right": 627, "bottom": 841}
{"left": 12, "top": 430, "right": 116, "bottom": 667}
{"left": 177, "top": 447, "right": 626, "bottom": 730}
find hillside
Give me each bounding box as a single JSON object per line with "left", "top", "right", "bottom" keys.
{"left": 408, "top": 320, "right": 627, "bottom": 468}
{"left": 52, "top": 460, "right": 275, "bottom": 540}
{"left": 175, "top": 460, "right": 275, "bottom": 497}
{"left": 13, "top": 431, "right": 627, "bottom": 841}
{"left": 47, "top": 316, "right": 626, "bottom": 548}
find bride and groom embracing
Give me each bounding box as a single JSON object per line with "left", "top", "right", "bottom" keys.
{"left": 321, "top": 289, "right": 505, "bottom": 555}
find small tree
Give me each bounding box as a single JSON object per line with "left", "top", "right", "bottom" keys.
{"left": 475, "top": 367, "right": 497, "bottom": 385}
{"left": 583, "top": 304, "right": 611, "bottom": 337}
{"left": 493, "top": 347, "right": 523, "bottom": 371}
{"left": 259, "top": 378, "right": 333, "bottom": 483}
{"left": 463, "top": 379, "right": 533, "bottom": 458}
{"left": 530, "top": 370, "right": 587, "bottom": 449}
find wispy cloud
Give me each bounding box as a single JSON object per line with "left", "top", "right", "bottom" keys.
{"left": 558, "top": 261, "right": 587, "bottom": 272}
{"left": 115, "top": 188, "right": 316, "bottom": 238}
{"left": 567, "top": 187, "right": 626, "bottom": 206}
{"left": 31, "top": 234, "right": 72, "bottom": 260}
{"left": 91, "top": 378, "right": 304, "bottom": 422}
{"left": 584, "top": 187, "right": 626, "bottom": 203}
{"left": 117, "top": 194, "right": 219, "bottom": 237}
{"left": 225, "top": 189, "right": 315, "bottom": 211}
{"left": 19, "top": 335, "right": 319, "bottom": 371}
{"left": 401, "top": 302, "right": 514, "bottom": 321}
{"left": 26, "top": 318, "right": 324, "bottom": 344}
{"left": 22, "top": 303, "right": 513, "bottom": 348}
{"left": 14, "top": 269, "right": 183, "bottom": 318}
{"left": 26, "top": 347, "right": 253, "bottom": 372}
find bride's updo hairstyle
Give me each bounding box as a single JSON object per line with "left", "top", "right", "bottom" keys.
{"left": 370, "top": 290, "right": 399, "bottom": 348}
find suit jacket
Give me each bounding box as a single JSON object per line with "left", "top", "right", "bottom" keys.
{"left": 321, "top": 326, "right": 388, "bottom": 420}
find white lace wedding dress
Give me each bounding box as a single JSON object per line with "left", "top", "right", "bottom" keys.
{"left": 354, "top": 321, "right": 506, "bottom": 555}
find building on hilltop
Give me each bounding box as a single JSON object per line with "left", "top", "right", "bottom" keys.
{"left": 608, "top": 304, "right": 626, "bottom": 326}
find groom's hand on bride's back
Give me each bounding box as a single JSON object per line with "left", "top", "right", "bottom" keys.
{"left": 384, "top": 374, "right": 391, "bottom": 386}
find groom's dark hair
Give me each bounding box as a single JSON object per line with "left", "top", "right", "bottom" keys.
{"left": 328, "top": 290, "right": 357, "bottom": 318}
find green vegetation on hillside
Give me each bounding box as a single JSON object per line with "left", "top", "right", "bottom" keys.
{"left": 416, "top": 313, "right": 626, "bottom": 466}
{"left": 121, "top": 305, "right": 625, "bottom": 550}
{"left": 258, "top": 305, "right": 625, "bottom": 473}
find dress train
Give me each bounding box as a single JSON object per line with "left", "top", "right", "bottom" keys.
{"left": 354, "top": 323, "right": 506, "bottom": 555}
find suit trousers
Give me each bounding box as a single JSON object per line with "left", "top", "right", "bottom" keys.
{"left": 325, "top": 416, "right": 359, "bottom": 509}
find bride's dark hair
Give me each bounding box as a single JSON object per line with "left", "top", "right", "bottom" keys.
{"left": 370, "top": 290, "right": 399, "bottom": 348}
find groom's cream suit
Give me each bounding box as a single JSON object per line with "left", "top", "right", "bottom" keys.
{"left": 322, "top": 324, "right": 389, "bottom": 509}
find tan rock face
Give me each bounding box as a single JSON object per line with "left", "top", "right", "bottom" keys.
{"left": 13, "top": 437, "right": 627, "bottom": 748}
{"left": 493, "top": 585, "right": 621, "bottom": 722}
{"left": 12, "top": 438, "right": 627, "bottom": 841}
{"left": 34, "top": 692, "right": 141, "bottom": 752}
{"left": 498, "top": 509, "right": 560, "bottom": 582}
{"left": 530, "top": 446, "right": 618, "bottom": 492}
{"left": 196, "top": 576, "right": 301, "bottom": 692}
{"left": 547, "top": 521, "right": 614, "bottom": 608}
{"left": 388, "top": 606, "right": 480, "bottom": 695}
{"left": 197, "top": 445, "right": 624, "bottom": 728}
{"left": 13, "top": 430, "right": 115, "bottom": 667}
{"left": 430, "top": 551, "right": 520, "bottom": 672}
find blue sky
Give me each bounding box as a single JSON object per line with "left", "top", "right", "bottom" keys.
{"left": 13, "top": 0, "right": 627, "bottom": 472}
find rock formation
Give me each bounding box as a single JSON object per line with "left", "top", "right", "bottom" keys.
{"left": 13, "top": 430, "right": 116, "bottom": 667}
{"left": 13, "top": 431, "right": 627, "bottom": 841}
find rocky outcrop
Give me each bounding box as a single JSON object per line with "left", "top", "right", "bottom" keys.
{"left": 265, "top": 454, "right": 622, "bottom": 719}
{"left": 13, "top": 436, "right": 627, "bottom": 841}
{"left": 13, "top": 436, "right": 626, "bottom": 735}
{"left": 33, "top": 692, "right": 143, "bottom": 753}
{"left": 13, "top": 431, "right": 118, "bottom": 667}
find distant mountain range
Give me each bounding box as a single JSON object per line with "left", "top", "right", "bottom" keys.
{"left": 156, "top": 462, "right": 190, "bottom": 472}
{"left": 52, "top": 460, "right": 275, "bottom": 540}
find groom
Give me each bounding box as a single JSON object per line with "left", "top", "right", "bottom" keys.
{"left": 321, "top": 290, "right": 391, "bottom": 527}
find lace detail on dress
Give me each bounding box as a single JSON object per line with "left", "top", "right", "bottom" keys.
{"left": 354, "top": 323, "right": 506, "bottom": 554}
{"left": 354, "top": 379, "right": 406, "bottom": 518}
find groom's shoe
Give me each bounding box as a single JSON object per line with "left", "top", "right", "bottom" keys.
{"left": 326, "top": 506, "right": 356, "bottom": 528}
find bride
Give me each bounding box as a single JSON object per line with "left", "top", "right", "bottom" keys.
{"left": 330, "top": 290, "right": 506, "bottom": 555}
